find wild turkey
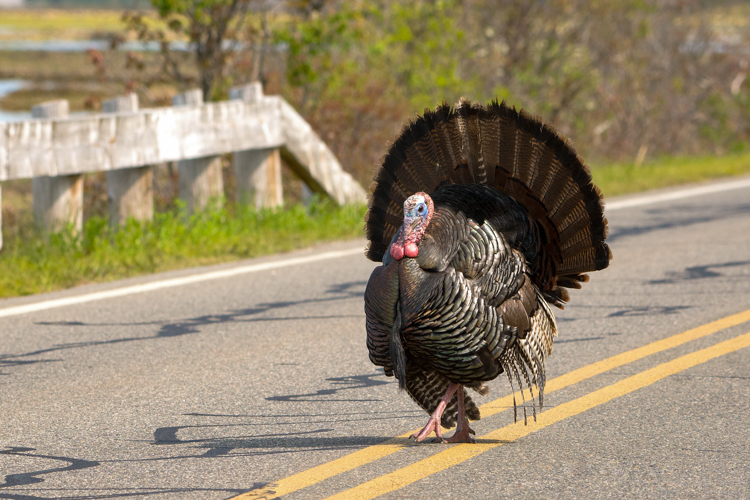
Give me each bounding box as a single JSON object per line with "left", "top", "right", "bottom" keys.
{"left": 363, "top": 99, "right": 611, "bottom": 443}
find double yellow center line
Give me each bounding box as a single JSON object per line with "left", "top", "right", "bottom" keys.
{"left": 233, "top": 309, "right": 750, "bottom": 500}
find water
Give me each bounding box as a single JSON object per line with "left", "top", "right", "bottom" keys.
{"left": 0, "top": 39, "right": 280, "bottom": 52}
{"left": 0, "top": 39, "right": 203, "bottom": 52}
{"left": 0, "top": 79, "right": 31, "bottom": 122}
{"left": 0, "top": 39, "right": 191, "bottom": 122}
{"left": 0, "top": 39, "right": 283, "bottom": 121}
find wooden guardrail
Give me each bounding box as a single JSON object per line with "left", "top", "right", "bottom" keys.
{"left": 0, "top": 83, "right": 367, "bottom": 249}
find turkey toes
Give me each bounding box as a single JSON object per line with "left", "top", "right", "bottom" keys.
{"left": 444, "top": 425, "right": 476, "bottom": 443}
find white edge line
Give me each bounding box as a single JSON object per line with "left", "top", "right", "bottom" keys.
{"left": 4, "top": 177, "right": 750, "bottom": 320}
{"left": 0, "top": 247, "right": 363, "bottom": 319}
{"left": 606, "top": 177, "right": 750, "bottom": 211}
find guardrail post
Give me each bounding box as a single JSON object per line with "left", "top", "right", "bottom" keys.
{"left": 231, "top": 83, "right": 283, "bottom": 209}
{"left": 31, "top": 99, "right": 84, "bottom": 235}
{"left": 103, "top": 94, "right": 154, "bottom": 227}
{"left": 172, "top": 89, "right": 224, "bottom": 214}
{"left": 234, "top": 148, "right": 283, "bottom": 209}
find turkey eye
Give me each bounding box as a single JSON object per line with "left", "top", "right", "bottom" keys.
{"left": 417, "top": 205, "right": 425, "bottom": 213}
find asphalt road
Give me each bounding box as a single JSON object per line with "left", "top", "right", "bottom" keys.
{"left": 1, "top": 178, "right": 750, "bottom": 499}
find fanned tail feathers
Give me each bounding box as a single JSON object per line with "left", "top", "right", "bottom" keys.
{"left": 365, "top": 99, "right": 612, "bottom": 306}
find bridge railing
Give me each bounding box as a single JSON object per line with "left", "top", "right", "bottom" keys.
{"left": 0, "top": 83, "right": 367, "bottom": 249}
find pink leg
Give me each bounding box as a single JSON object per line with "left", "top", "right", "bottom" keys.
{"left": 444, "top": 385, "right": 476, "bottom": 443}
{"left": 411, "top": 383, "right": 459, "bottom": 442}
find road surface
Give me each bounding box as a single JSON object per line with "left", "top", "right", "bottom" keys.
{"left": 1, "top": 178, "right": 750, "bottom": 499}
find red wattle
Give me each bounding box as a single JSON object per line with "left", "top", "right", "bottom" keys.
{"left": 390, "top": 244, "right": 405, "bottom": 260}
{"left": 404, "top": 242, "right": 419, "bottom": 258}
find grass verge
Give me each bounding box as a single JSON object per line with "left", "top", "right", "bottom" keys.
{"left": 590, "top": 152, "right": 750, "bottom": 197}
{"left": 0, "top": 200, "right": 365, "bottom": 298}
{"left": 0, "top": 9, "right": 155, "bottom": 41}
{"left": 1, "top": 152, "right": 750, "bottom": 299}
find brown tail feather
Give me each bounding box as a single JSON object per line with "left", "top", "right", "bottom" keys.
{"left": 365, "top": 100, "right": 611, "bottom": 299}
{"left": 456, "top": 99, "right": 485, "bottom": 184}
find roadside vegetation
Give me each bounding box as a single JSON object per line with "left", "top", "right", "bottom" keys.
{"left": 591, "top": 153, "right": 750, "bottom": 197}
{"left": 0, "top": 9, "right": 126, "bottom": 40}
{"left": 2, "top": 151, "right": 748, "bottom": 298}
{"left": 2, "top": 0, "right": 750, "bottom": 297}
{"left": 3, "top": 1, "right": 750, "bottom": 174}
{"left": 0, "top": 199, "right": 365, "bottom": 297}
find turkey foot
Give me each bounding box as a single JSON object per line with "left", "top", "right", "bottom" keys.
{"left": 411, "top": 383, "right": 459, "bottom": 442}
{"left": 444, "top": 385, "right": 476, "bottom": 443}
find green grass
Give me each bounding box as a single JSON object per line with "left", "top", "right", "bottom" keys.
{"left": 0, "top": 200, "right": 366, "bottom": 298}
{"left": 0, "top": 9, "right": 157, "bottom": 41}
{"left": 590, "top": 152, "right": 750, "bottom": 197}
{"left": 2, "top": 152, "right": 750, "bottom": 299}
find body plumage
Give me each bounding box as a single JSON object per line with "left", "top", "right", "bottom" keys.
{"left": 364, "top": 100, "right": 611, "bottom": 442}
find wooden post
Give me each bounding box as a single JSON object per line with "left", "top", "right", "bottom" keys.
{"left": 177, "top": 156, "right": 224, "bottom": 214}
{"left": 234, "top": 148, "right": 283, "bottom": 209}
{"left": 31, "top": 100, "right": 84, "bottom": 234}
{"left": 173, "top": 89, "right": 224, "bottom": 214}
{"left": 103, "top": 94, "right": 154, "bottom": 226}
{"left": 33, "top": 172, "right": 84, "bottom": 234}
{"left": 230, "top": 83, "right": 283, "bottom": 209}
{"left": 172, "top": 88, "right": 203, "bottom": 107}
{"left": 229, "top": 82, "right": 263, "bottom": 103}
{"left": 102, "top": 94, "right": 138, "bottom": 114}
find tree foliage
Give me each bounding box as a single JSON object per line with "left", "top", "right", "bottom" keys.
{"left": 124, "top": 0, "right": 257, "bottom": 101}
{"left": 120, "top": 0, "right": 750, "bottom": 181}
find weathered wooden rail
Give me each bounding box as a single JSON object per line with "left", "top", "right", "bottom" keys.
{"left": 0, "top": 83, "right": 367, "bottom": 249}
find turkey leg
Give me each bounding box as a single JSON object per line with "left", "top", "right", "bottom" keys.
{"left": 444, "top": 385, "right": 476, "bottom": 443}
{"left": 411, "top": 383, "right": 459, "bottom": 442}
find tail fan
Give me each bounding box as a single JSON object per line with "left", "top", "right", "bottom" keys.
{"left": 365, "top": 99, "right": 612, "bottom": 306}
